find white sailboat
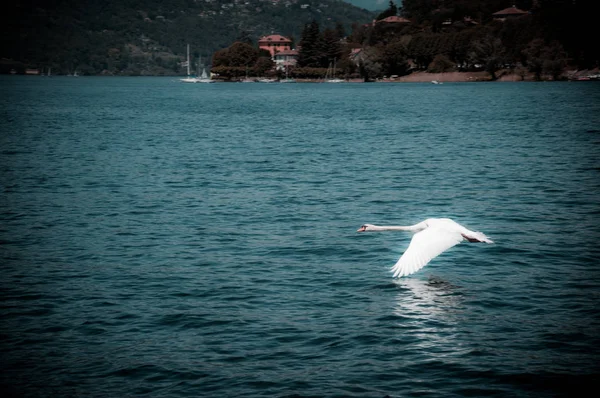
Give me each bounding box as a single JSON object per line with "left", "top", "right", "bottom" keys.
{"left": 180, "top": 44, "right": 197, "bottom": 83}
{"left": 196, "top": 58, "right": 214, "bottom": 83}
{"left": 325, "top": 59, "right": 343, "bottom": 83}
{"left": 279, "top": 64, "right": 296, "bottom": 83}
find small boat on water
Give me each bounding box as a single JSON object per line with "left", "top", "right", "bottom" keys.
{"left": 180, "top": 45, "right": 196, "bottom": 83}
{"left": 196, "top": 67, "right": 214, "bottom": 83}
{"left": 257, "top": 78, "right": 276, "bottom": 83}
{"left": 180, "top": 45, "right": 213, "bottom": 83}
{"left": 431, "top": 80, "right": 443, "bottom": 84}
{"left": 325, "top": 59, "right": 344, "bottom": 83}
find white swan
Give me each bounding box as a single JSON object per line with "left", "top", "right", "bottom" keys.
{"left": 357, "top": 218, "right": 494, "bottom": 277}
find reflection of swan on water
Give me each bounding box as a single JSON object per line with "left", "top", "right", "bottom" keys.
{"left": 357, "top": 218, "right": 494, "bottom": 277}
{"left": 392, "top": 277, "right": 465, "bottom": 355}
{"left": 393, "top": 276, "right": 464, "bottom": 319}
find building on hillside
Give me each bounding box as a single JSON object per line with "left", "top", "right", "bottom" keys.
{"left": 492, "top": 5, "right": 528, "bottom": 20}
{"left": 377, "top": 16, "right": 411, "bottom": 24}
{"left": 273, "top": 49, "right": 298, "bottom": 71}
{"left": 258, "top": 34, "right": 292, "bottom": 56}
{"left": 368, "top": 16, "right": 411, "bottom": 26}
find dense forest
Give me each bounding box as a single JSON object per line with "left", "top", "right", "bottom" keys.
{"left": 212, "top": 0, "right": 598, "bottom": 81}
{"left": 350, "top": 0, "right": 597, "bottom": 80}
{"left": 1, "top": 0, "right": 597, "bottom": 80}
{"left": 0, "top": 0, "right": 374, "bottom": 75}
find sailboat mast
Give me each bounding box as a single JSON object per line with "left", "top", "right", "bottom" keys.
{"left": 187, "top": 44, "right": 190, "bottom": 76}
{"left": 333, "top": 58, "right": 336, "bottom": 78}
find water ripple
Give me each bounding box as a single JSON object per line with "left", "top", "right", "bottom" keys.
{"left": 1, "top": 77, "right": 599, "bottom": 397}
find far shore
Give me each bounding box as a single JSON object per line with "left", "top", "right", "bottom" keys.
{"left": 11, "top": 68, "right": 598, "bottom": 82}
{"left": 238, "top": 68, "right": 599, "bottom": 83}
{"left": 392, "top": 71, "right": 517, "bottom": 82}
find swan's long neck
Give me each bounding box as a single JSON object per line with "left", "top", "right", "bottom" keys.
{"left": 370, "top": 223, "right": 425, "bottom": 232}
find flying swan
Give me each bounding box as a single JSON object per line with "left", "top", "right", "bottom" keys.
{"left": 357, "top": 218, "right": 494, "bottom": 277}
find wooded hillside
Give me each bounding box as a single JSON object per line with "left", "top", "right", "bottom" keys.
{"left": 0, "top": 0, "right": 374, "bottom": 75}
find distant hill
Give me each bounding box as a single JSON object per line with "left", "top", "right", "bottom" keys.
{"left": 0, "top": 0, "right": 375, "bottom": 75}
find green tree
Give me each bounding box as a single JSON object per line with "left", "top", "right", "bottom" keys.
{"left": 322, "top": 27, "right": 343, "bottom": 66}
{"left": 376, "top": 1, "right": 398, "bottom": 21}
{"left": 522, "top": 38, "right": 544, "bottom": 80}
{"left": 298, "top": 21, "right": 322, "bottom": 68}
{"left": 380, "top": 40, "right": 410, "bottom": 76}
{"left": 523, "top": 38, "right": 567, "bottom": 81}
{"left": 358, "top": 47, "right": 383, "bottom": 81}
{"left": 470, "top": 33, "right": 505, "bottom": 80}
{"left": 335, "top": 22, "right": 346, "bottom": 41}
{"left": 407, "top": 34, "right": 441, "bottom": 70}
{"left": 428, "top": 54, "right": 455, "bottom": 73}
{"left": 254, "top": 56, "right": 275, "bottom": 76}
{"left": 541, "top": 41, "right": 567, "bottom": 80}
{"left": 212, "top": 42, "right": 259, "bottom": 67}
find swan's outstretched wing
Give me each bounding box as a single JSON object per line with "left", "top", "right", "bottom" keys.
{"left": 391, "top": 226, "right": 463, "bottom": 278}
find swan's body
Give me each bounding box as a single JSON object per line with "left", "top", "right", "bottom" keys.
{"left": 357, "top": 218, "right": 493, "bottom": 277}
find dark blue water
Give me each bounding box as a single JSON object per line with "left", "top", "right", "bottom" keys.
{"left": 1, "top": 77, "right": 599, "bottom": 397}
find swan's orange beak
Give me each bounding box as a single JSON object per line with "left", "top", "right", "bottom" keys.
{"left": 357, "top": 226, "right": 366, "bottom": 232}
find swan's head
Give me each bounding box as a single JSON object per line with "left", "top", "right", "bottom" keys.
{"left": 357, "top": 224, "right": 376, "bottom": 232}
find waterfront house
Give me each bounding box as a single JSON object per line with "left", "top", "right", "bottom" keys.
{"left": 273, "top": 49, "right": 298, "bottom": 71}
{"left": 258, "top": 34, "right": 292, "bottom": 57}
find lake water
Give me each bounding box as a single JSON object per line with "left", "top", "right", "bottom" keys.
{"left": 1, "top": 76, "right": 599, "bottom": 397}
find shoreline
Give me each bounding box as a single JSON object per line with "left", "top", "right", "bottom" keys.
{"left": 8, "top": 68, "right": 598, "bottom": 82}
{"left": 226, "top": 68, "right": 599, "bottom": 83}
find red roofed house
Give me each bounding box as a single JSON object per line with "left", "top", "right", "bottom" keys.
{"left": 258, "top": 35, "right": 292, "bottom": 57}
{"left": 492, "top": 5, "right": 528, "bottom": 20}
{"left": 378, "top": 16, "right": 411, "bottom": 24}
{"left": 370, "top": 16, "right": 411, "bottom": 26}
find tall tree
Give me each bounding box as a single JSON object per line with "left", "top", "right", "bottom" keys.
{"left": 322, "top": 28, "right": 343, "bottom": 66}
{"left": 381, "top": 40, "right": 410, "bottom": 76}
{"left": 358, "top": 47, "right": 383, "bottom": 81}
{"left": 470, "top": 33, "right": 505, "bottom": 80}
{"left": 376, "top": 1, "right": 398, "bottom": 21}
{"left": 298, "top": 21, "right": 322, "bottom": 68}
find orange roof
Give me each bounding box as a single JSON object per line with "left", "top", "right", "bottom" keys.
{"left": 379, "top": 16, "right": 411, "bottom": 23}
{"left": 492, "top": 6, "right": 527, "bottom": 16}
{"left": 258, "top": 34, "right": 292, "bottom": 43}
